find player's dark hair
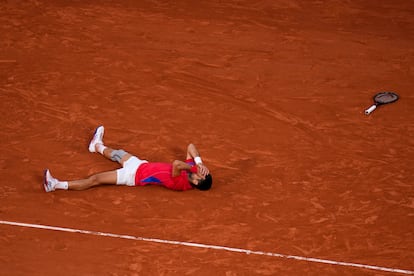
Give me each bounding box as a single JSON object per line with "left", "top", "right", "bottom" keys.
{"left": 192, "top": 174, "right": 212, "bottom": 191}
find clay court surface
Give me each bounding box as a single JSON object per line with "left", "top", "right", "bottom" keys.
{"left": 1, "top": 1, "right": 413, "bottom": 275}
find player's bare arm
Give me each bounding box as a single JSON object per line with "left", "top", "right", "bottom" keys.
{"left": 186, "top": 143, "right": 200, "bottom": 159}
{"left": 172, "top": 160, "right": 192, "bottom": 177}
{"left": 186, "top": 143, "right": 210, "bottom": 177}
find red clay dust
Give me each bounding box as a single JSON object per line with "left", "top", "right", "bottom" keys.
{"left": 0, "top": 1, "right": 413, "bottom": 275}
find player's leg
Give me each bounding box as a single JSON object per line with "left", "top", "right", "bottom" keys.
{"left": 43, "top": 154, "right": 146, "bottom": 192}
{"left": 88, "top": 126, "right": 134, "bottom": 166}
{"left": 102, "top": 148, "right": 134, "bottom": 166}
{"left": 43, "top": 126, "right": 140, "bottom": 192}
{"left": 43, "top": 169, "right": 117, "bottom": 192}
{"left": 67, "top": 170, "right": 117, "bottom": 190}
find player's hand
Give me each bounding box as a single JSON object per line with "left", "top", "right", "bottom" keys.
{"left": 197, "top": 164, "right": 210, "bottom": 178}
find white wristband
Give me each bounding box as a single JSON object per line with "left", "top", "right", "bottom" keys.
{"left": 194, "top": 156, "right": 202, "bottom": 164}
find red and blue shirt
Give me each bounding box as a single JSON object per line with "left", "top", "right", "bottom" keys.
{"left": 135, "top": 159, "right": 195, "bottom": 191}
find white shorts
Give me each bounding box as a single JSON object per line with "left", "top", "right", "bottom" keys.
{"left": 116, "top": 156, "right": 148, "bottom": 186}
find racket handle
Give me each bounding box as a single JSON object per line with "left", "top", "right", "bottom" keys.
{"left": 365, "top": 104, "right": 377, "bottom": 115}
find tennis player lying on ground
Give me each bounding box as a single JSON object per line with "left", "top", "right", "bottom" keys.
{"left": 43, "top": 126, "right": 212, "bottom": 192}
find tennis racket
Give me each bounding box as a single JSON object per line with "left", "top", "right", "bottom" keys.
{"left": 365, "top": 92, "right": 399, "bottom": 115}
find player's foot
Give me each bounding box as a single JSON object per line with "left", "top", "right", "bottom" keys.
{"left": 88, "top": 126, "right": 105, "bottom": 153}
{"left": 43, "top": 169, "right": 57, "bottom": 192}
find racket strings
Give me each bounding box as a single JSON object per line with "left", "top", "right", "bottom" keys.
{"left": 374, "top": 92, "right": 398, "bottom": 104}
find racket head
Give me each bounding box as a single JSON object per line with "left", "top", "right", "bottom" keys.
{"left": 373, "top": 92, "right": 399, "bottom": 105}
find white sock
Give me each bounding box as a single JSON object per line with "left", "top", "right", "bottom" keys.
{"left": 55, "top": 181, "right": 68, "bottom": 190}
{"left": 97, "top": 144, "right": 107, "bottom": 155}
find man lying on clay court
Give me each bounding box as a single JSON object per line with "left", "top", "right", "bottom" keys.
{"left": 43, "top": 126, "right": 212, "bottom": 192}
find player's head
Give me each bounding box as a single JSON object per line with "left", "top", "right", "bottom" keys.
{"left": 189, "top": 173, "right": 212, "bottom": 191}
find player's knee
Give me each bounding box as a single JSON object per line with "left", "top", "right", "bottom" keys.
{"left": 88, "top": 175, "right": 99, "bottom": 185}
{"left": 110, "top": 149, "right": 128, "bottom": 162}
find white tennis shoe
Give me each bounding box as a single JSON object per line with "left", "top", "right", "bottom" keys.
{"left": 43, "top": 169, "right": 57, "bottom": 192}
{"left": 88, "top": 126, "right": 105, "bottom": 153}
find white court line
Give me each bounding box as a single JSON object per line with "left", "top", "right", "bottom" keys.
{"left": 0, "top": 220, "right": 413, "bottom": 275}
